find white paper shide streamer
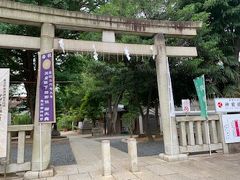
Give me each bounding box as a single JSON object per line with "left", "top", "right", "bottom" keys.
{"left": 58, "top": 39, "right": 65, "bottom": 53}
{"left": 239, "top": 51, "right": 240, "bottom": 62}
{"left": 217, "top": 61, "right": 224, "bottom": 69}
{"left": 93, "top": 45, "right": 98, "bottom": 61}
{"left": 124, "top": 47, "right": 131, "bottom": 61}
{"left": 217, "top": 61, "right": 223, "bottom": 66}
{"left": 150, "top": 46, "right": 156, "bottom": 60}
{"left": 167, "top": 59, "right": 175, "bottom": 117}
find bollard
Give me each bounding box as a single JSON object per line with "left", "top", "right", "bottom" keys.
{"left": 102, "top": 140, "right": 111, "bottom": 176}
{"left": 127, "top": 138, "right": 138, "bottom": 172}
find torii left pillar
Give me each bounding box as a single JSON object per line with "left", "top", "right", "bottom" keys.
{"left": 32, "top": 23, "right": 55, "bottom": 171}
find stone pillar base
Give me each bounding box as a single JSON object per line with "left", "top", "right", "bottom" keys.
{"left": 24, "top": 167, "right": 54, "bottom": 179}
{"left": 159, "top": 153, "right": 188, "bottom": 162}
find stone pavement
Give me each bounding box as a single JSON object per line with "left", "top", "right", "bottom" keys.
{"left": 48, "top": 135, "right": 240, "bottom": 180}
{"left": 4, "top": 134, "right": 240, "bottom": 180}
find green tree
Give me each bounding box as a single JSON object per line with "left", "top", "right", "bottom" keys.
{"left": 122, "top": 105, "right": 139, "bottom": 137}
{"left": 97, "top": 1, "right": 160, "bottom": 137}
{"left": 0, "top": 0, "right": 108, "bottom": 121}
{"left": 167, "top": 0, "right": 240, "bottom": 100}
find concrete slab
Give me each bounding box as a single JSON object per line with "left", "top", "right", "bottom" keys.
{"left": 68, "top": 173, "right": 91, "bottom": 180}
{"left": 89, "top": 170, "right": 115, "bottom": 180}
{"left": 145, "top": 164, "right": 177, "bottom": 176}
{"left": 92, "top": 176, "right": 115, "bottom": 180}
{"left": 67, "top": 135, "right": 240, "bottom": 180}
{"left": 134, "top": 168, "right": 165, "bottom": 180}
{"left": 112, "top": 170, "right": 138, "bottom": 180}
{"left": 187, "top": 159, "right": 238, "bottom": 178}
{"left": 137, "top": 160, "right": 148, "bottom": 167}
{"left": 160, "top": 173, "right": 192, "bottom": 180}
{"left": 47, "top": 175, "right": 68, "bottom": 180}
{"left": 54, "top": 165, "right": 78, "bottom": 176}
{"left": 139, "top": 156, "right": 165, "bottom": 165}
{"left": 77, "top": 164, "right": 100, "bottom": 173}
{"left": 169, "top": 160, "right": 218, "bottom": 179}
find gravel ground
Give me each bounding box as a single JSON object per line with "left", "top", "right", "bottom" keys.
{"left": 109, "top": 139, "right": 165, "bottom": 157}
{"left": 10, "top": 135, "right": 164, "bottom": 167}
{"left": 10, "top": 138, "right": 76, "bottom": 166}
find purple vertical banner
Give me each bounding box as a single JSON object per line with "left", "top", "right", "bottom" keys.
{"left": 39, "top": 51, "right": 55, "bottom": 123}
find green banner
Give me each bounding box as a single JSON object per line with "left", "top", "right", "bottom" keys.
{"left": 193, "top": 75, "right": 208, "bottom": 118}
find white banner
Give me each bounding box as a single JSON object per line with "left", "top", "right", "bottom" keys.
{"left": 215, "top": 98, "right": 240, "bottom": 112}
{"left": 0, "top": 69, "right": 10, "bottom": 158}
{"left": 182, "top": 99, "right": 190, "bottom": 113}
{"left": 222, "top": 114, "right": 240, "bottom": 143}
{"left": 167, "top": 59, "right": 175, "bottom": 117}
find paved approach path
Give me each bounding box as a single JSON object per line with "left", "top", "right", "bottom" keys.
{"left": 45, "top": 134, "right": 240, "bottom": 180}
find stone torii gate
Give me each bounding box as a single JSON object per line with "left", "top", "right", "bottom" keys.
{"left": 0, "top": 0, "right": 201, "bottom": 173}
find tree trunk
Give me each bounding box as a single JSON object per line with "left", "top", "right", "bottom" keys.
{"left": 135, "top": 95, "right": 145, "bottom": 137}
{"left": 144, "top": 87, "right": 153, "bottom": 141}
{"left": 22, "top": 51, "right": 37, "bottom": 123}
{"left": 106, "top": 95, "right": 113, "bottom": 134}
{"left": 234, "top": 37, "right": 240, "bottom": 88}
{"left": 112, "top": 103, "right": 118, "bottom": 133}
{"left": 111, "top": 90, "right": 124, "bottom": 134}
{"left": 106, "top": 91, "right": 124, "bottom": 135}
{"left": 234, "top": 37, "right": 240, "bottom": 60}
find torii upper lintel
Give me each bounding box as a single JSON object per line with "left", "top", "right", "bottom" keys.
{"left": 0, "top": 1, "right": 202, "bottom": 37}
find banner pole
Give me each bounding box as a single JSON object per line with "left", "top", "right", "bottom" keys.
{"left": 206, "top": 117, "right": 211, "bottom": 156}
{"left": 204, "top": 76, "right": 211, "bottom": 156}
{"left": 4, "top": 158, "right": 7, "bottom": 180}
{"left": 40, "top": 123, "right": 42, "bottom": 171}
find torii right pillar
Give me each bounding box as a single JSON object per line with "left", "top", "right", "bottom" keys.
{"left": 155, "top": 34, "right": 187, "bottom": 161}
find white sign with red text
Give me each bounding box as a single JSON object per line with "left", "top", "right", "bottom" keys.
{"left": 214, "top": 98, "right": 240, "bottom": 113}
{"left": 0, "top": 69, "right": 10, "bottom": 158}
{"left": 182, "top": 99, "right": 191, "bottom": 113}
{"left": 222, "top": 114, "right": 240, "bottom": 143}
